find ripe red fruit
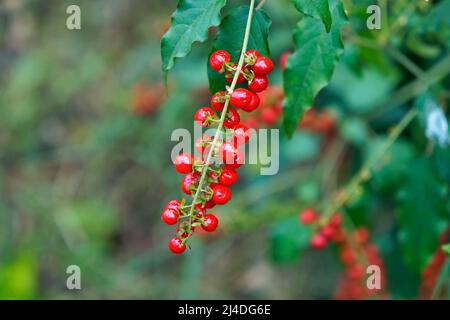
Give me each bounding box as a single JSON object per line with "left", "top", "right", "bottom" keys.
{"left": 194, "top": 107, "right": 216, "bottom": 127}
{"left": 246, "top": 49, "right": 261, "bottom": 59}
{"left": 310, "top": 234, "right": 328, "bottom": 249}
{"left": 230, "top": 88, "right": 253, "bottom": 110}
{"left": 195, "top": 135, "right": 212, "bottom": 160}
{"left": 232, "top": 124, "right": 251, "bottom": 144}
{"left": 340, "top": 246, "right": 357, "bottom": 266}
{"left": 353, "top": 227, "right": 369, "bottom": 245}
{"left": 165, "top": 200, "right": 181, "bottom": 212}
{"left": 261, "top": 107, "right": 279, "bottom": 125}
{"left": 209, "top": 50, "right": 230, "bottom": 72}
{"left": 181, "top": 172, "right": 199, "bottom": 195}
{"left": 220, "top": 142, "right": 243, "bottom": 169}
{"left": 347, "top": 265, "right": 365, "bottom": 280}
{"left": 223, "top": 109, "right": 241, "bottom": 128}
{"left": 321, "top": 225, "right": 337, "bottom": 240}
{"left": 219, "top": 168, "right": 239, "bottom": 186}
{"left": 211, "top": 91, "right": 227, "bottom": 111}
{"left": 212, "top": 185, "right": 232, "bottom": 205}
{"left": 240, "top": 91, "right": 260, "bottom": 112}
{"left": 329, "top": 213, "right": 342, "bottom": 228}
{"left": 299, "top": 208, "right": 317, "bottom": 224}
{"left": 249, "top": 76, "right": 269, "bottom": 93}
{"left": 169, "top": 237, "right": 186, "bottom": 254}
{"left": 204, "top": 199, "right": 216, "bottom": 209}
{"left": 226, "top": 63, "right": 246, "bottom": 84}
{"left": 252, "top": 56, "right": 274, "bottom": 76}
{"left": 174, "top": 153, "right": 194, "bottom": 174}
{"left": 202, "top": 213, "right": 219, "bottom": 232}
{"left": 161, "top": 208, "right": 178, "bottom": 225}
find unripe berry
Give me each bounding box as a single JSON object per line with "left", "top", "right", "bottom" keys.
{"left": 202, "top": 213, "right": 219, "bottom": 232}
{"left": 174, "top": 153, "right": 194, "bottom": 174}
{"left": 169, "top": 237, "right": 186, "bottom": 254}
{"left": 209, "top": 50, "right": 230, "bottom": 72}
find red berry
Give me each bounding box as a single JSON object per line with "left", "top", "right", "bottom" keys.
{"left": 240, "top": 91, "right": 260, "bottom": 112}
{"left": 299, "top": 208, "right": 317, "bottom": 224}
{"left": 226, "top": 63, "right": 246, "bottom": 84}
{"left": 194, "top": 107, "right": 216, "bottom": 127}
{"left": 169, "top": 237, "right": 186, "bottom": 254}
{"left": 209, "top": 50, "right": 230, "bottom": 72}
{"left": 249, "top": 76, "right": 269, "bottom": 93}
{"left": 212, "top": 185, "right": 232, "bottom": 205}
{"left": 252, "top": 56, "right": 274, "bottom": 76}
{"left": 347, "top": 265, "right": 365, "bottom": 280}
{"left": 223, "top": 109, "right": 241, "bottom": 128}
{"left": 320, "top": 225, "right": 337, "bottom": 240}
{"left": 246, "top": 49, "right": 261, "bottom": 59}
{"left": 202, "top": 213, "right": 219, "bottom": 232}
{"left": 340, "top": 246, "right": 357, "bottom": 266}
{"left": 219, "top": 168, "right": 239, "bottom": 186}
{"left": 310, "top": 234, "right": 328, "bottom": 249}
{"left": 181, "top": 172, "right": 199, "bottom": 195}
{"left": 353, "top": 227, "right": 369, "bottom": 245}
{"left": 211, "top": 91, "right": 227, "bottom": 111}
{"left": 261, "top": 107, "right": 279, "bottom": 125}
{"left": 161, "top": 208, "right": 178, "bottom": 225}
{"left": 329, "top": 213, "right": 342, "bottom": 228}
{"left": 230, "top": 88, "right": 253, "bottom": 110}
{"left": 204, "top": 199, "right": 216, "bottom": 209}
{"left": 220, "top": 142, "right": 243, "bottom": 169}
{"left": 195, "top": 135, "right": 212, "bottom": 160}
{"left": 165, "top": 200, "right": 181, "bottom": 212}
{"left": 174, "top": 153, "right": 194, "bottom": 174}
{"left": 232, "top": 124, "right": 251, "bottom": 144}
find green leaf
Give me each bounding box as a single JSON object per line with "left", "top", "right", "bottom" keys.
{"left": 282, "top": 0, "right": 347, "bottom": 137}
{"left": 395, "top": 158, "right": 449, "bottom": 275}
{"left": 207, "top": 6, "right": 271, "bottom": 93}
{"left": 443, "top": 244, "right": 450, "bottom": 255}
{"left": 293, "top": 0, "right": 332, "bottom": 32}
{"left": 161, "top": 0, "right": 226, "bottom": 76}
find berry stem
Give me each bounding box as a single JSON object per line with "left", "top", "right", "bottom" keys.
{"left": 185, "top": 0, "right": 257, "bottom": 237}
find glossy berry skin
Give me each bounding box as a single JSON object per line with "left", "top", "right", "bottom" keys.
{"left": 209, "top": 50, "right": 230, "bottom": 72}
{"left": 232, "top": 124, "right": 251, "bottom": 144}
{"left": 161, "top": 208, "right": 178, "bottom": 225}
{"left": 169, "top": 237, "right": 186, "bottom": 254}
{"left": 165, "top": 200, "right": 181, "bottom": 213}
{"left": 212, "top": 185, "right": 232, "bottom": 205}
{"left": 310, "top": 234, "right": 328, "bottom": 249}
{"left": 181, "top": 172, "right": 198, "bottom": 195}
{"left": 223, "top": 109, "right": 240, "bottom": 128}
{"left": 204, "top": 199, "right": 216, "bottom": 209}
{"left": 174, "top": 153, "right": 194, "bottom": 174}
{"left": 195, "top": 135, "right": 212, "bottom": 160}
{"left": 219, "top": 168, "right": 238, "bottom": 186}
{"left": 240, "top": 91, "right": 259, "bottom": 112}
{"left": 220, "top": 142, "right": 243, "bottom": 169}
{"left": 230, "top": 88, "right": 252, "bottom": 110}
{"left": 249, "top": 76, "right": 269, "bottom": 93}
{"left": 226, "top": 64, "right": 246, "bottom": 84}
{"left": 211, "top": 91, "right": 227, "bottom": 111}
{"left": 299, "top": 208, "right": 317, "bottom": 224}
{"left": 194, "top": 107, "right": 215, "bottom": 127}
{"left": 252, "top": 56, "right": 274, "bottom": 76}
{"left": 202, "top": 213, "right": 219, "bottom": 232}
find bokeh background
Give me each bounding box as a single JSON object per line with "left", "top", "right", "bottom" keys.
{"left": 0, "top": 0, "right": 449, "bottom": 299}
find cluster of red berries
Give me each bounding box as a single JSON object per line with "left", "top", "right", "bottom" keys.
{"left": 419, "top": 229, "right": 449, "bottom": 299}
{"left": 163, "top": 49, "right": 274, "bottom": 254}
{"left": 241, "top": 86, "right": 283, "bottom": 128}
{"left": 299, "top": 208, "right": 387, "bottom": 299}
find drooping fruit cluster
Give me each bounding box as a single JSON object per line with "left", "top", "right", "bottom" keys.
{"left": 419, "top": 229, "right": 449, "bottom": 299}
{"left": 241, "top": 86, "right": 283, "bottom": 128}
{"left": 299, "top": 208, "right": 387, "bottom": 300}
{"left": 163, "top": 49, "right": 274, "bottom": 254}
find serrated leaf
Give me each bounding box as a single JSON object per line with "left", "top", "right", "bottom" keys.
{"left": 293, "top": 0, "right": 332, "bottom": 32}
{"left": 161, "top": 0, "right": 226, "bottom": 76}
{"left": 395, "top": 158, "right": 449, "bottom": 275}
{"left": 207, "top": 6, "right": 271, "bottom": 93}
{"left": 282, "top": 0, "right": 347, "bottom": 137}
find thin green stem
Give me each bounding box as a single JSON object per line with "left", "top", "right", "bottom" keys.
{"left": 185, "top": 0, "right": 257, "bottom": 236}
